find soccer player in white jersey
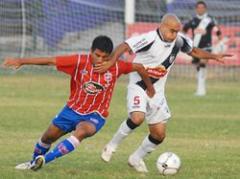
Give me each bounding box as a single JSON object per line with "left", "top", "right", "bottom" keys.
{"left": 95, "top": 13, "right": 231, "bottom": 173}
{"left": 183, "top": 1, "right": 222, "bottom": 96}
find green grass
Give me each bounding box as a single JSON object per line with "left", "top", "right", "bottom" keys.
{"left": 0, "top": 74, "right": 239, "bottom": 179}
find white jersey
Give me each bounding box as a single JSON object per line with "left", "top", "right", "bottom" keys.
{"left": 125, "top": 29, "right": 193, "bottom": 93}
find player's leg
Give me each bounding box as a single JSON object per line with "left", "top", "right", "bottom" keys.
{"left": 128, "top": 122, "right": 166, "bottom": 172}
{"left": 101, "top": 112, "right": 144, "bottom": 162}
{"left": 39, "top": 121, "right": 96, "bottom": 166}
{"left": 101, "top": 85, "right": 147, "bottom": 162}
{"left": 128, "top": 95, "right": 170, "bottom": 173}
{"left": 15, "top": 106, "right": 69, "bottom": 170}
{"left": 32, "top": 124, "right": 66, "bottom": 160}
{"left": 31, "top": 111, "right": 105, "bottom": 171}
{"left": 194, "top": 58, "right": 207, "bottom": 96}
{"left": 15, "top": 124, "right": 65, "bottom": 170}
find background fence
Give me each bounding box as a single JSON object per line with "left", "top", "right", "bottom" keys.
{"left": 0, "top": 0, "right": 240, "bottom": 80}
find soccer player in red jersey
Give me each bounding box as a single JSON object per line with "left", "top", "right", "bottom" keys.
{"left": 2, "top": 35, "right": 155, "bottom": 171}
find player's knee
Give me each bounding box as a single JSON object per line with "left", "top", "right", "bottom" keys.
{"left": 150, "top": 131, "right": 166, "bottom": 143}
{"left": 126, "top": 118, "right": 140, "bottom": 130}
{"left": 73, "top": 130, "right": 91, "bottom": 141}
{"left": 130, "top": 112, "right": 145, "bottom": 126}
{"left": 74, "top": 125, "right": 96, "bottom": 141}
{"left": 41, "top": 135, "right": 55, "bottom": 144}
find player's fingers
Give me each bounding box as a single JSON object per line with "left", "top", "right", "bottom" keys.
{"left": 93, "top": 67, "right": 105, "bottom": 73}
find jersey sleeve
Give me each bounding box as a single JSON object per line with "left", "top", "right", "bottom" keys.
{"left": 125, "top": 31, "right": 156, "bottom": 53}
{"left": 178, "top": 33, "right": 193, "bottom": 53}
{"left": 56, "top": 54, "right": 79, "bottom": 75}
{"left": 117, "top": 60, "right": 133, "bottom": 76}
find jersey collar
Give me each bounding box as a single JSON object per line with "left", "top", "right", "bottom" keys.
{"left": 196, "top": 13, "right": 208, "bottom": 20}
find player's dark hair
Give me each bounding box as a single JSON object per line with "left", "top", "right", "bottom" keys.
{"left": 195, "top": 1, "right": 207, "bottom": 8}
{"left": 91, "top": 35, "right": 113, "bottom": 54}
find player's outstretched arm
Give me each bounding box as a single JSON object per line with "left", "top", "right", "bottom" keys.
{"left": 94, "top": 43, "right": 131, "bottom": 73}
{"left": 2, "top": 57, "right": 56, "bottom": 69}
{"left": 132, "top": 63, "right": 155, "bottom": 98}
{"left": 188, "top": 47, "right": 232, "bottom": 63}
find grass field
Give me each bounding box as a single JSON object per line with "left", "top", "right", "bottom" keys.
{"left": 0, "top": 74, "right": 239, "bottom": 179}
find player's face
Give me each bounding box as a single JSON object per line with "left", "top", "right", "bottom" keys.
{"left": 161, "top": 23, "right": 181, "bottom": 42}
{"left": 91, "top": 48, "right": 110, "bottom": 65}
{"left": 195, "top": 4, "right": 207, "bottom": 16}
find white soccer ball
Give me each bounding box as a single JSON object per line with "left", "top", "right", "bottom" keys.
{"left": 156, "top": 152, "right": 181, "bottom": 175}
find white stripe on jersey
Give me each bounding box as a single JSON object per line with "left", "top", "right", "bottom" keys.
{"left": 99, "top": 63, "right": 118, "bottom": 114}
{"left": 76, "top": 58, "right": 93, "bottom": 109}
{"left": 116, "top": 61, "right": 119, "bottom": 76}
{"left": 69, "top": 54, "right": 89, "bottom": 107}
{"left": 69, "top": 54, "right": 82, "bottom": 105}
{"left": 74, "top": 54, "right": 81, "bottom": 81}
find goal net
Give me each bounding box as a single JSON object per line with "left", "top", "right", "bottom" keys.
{"left": 0, "top": 0, "right": 239, "bottom": 80}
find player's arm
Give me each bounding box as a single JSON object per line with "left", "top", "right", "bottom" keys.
{"left": 2, "top": 57, "right": 56, "bottom": 69}
{"left": 94, "top": 42, "right": 131, "bottom": 73}
{"left": 188, "top": 47, "right": 232, "bottom": 63}
{"left": 132, "top": 63, "right": 155, "bottom": 98}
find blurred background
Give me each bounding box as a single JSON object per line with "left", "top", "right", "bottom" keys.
{"left": 0, "top": 0, "right": 239, "bottom": 80}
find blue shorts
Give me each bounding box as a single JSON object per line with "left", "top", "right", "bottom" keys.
{"left": 52, "top": 106, "right": 106, "bottom": 133}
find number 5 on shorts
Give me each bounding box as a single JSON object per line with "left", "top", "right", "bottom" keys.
{"left": 133, "top": 96, "right": 140, "bottom": 105}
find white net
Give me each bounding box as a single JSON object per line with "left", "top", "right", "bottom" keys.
{"left": 0, "top": 0, "right": 240, "bottom": 80}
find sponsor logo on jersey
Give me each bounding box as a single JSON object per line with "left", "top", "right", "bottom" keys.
{"left": 133, "top": 38, "right": 148, "bottom": 49}
{"left": 164, "top": 43, "right": 171, "bottom": 48}
{"left": 83, "top": 81, "right": 104, "bottom": 95}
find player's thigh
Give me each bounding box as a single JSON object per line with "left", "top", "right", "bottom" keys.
{"left": 146, "top": 95, "right": 171, "bottom": 125}
{"left": 148, "top": 122, "right": 166, "bottom": 141}
{"left": 73, "top": 121, "right": 97, "bottom": 141}
{"left": 127, "top": 84, "right": 148, "bottom": 123}
{"left": 41, "top": 124, "right": 66, "bottom": 144}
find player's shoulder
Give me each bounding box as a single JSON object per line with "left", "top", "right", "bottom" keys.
{"left": 176, "top": 33, "right": 193, "bottom": 48}
{"left": 177, "top": 32, "right": 192, "bottom": 42}
{"left": 207, "top": 14, "right": 218, "bottom": 23}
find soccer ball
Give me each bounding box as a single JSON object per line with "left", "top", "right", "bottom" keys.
{"left": 156, "top": 152, "right": 181, "bottom": 175}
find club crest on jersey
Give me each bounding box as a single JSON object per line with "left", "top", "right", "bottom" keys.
{"left": 164, "top": 44, "right": 171, "bottom": 48}
{"left": 104, "top": 71, "right": 112, "bottom": 83}
{"left": 83, "top": 81, "right": 104, "bottom": 95}
{"left": 80, "top": 69, "right": 88, "bottom": 75}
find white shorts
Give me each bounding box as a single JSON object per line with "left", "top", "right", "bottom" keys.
{"left": 127, "top": 84, "right": 171, "bottom": 124}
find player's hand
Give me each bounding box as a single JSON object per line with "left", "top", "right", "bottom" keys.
{"left": 213, "top": 53, "right": 233, "bottom": 63}
{"left": 146, "top": 86, "right": 155, "bottom": 98}
{"left": 1, "top": 58, "right": 22, "bottom": 69}
{"left": 94, "top": 60, "right": 115, "bottom": 73}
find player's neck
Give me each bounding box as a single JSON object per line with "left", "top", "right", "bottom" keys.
{"left": 196, "top": 13, "right": 208, "bottom": 20}
{"left": 157, "top": 29, "right": 172, "bottom": 44}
